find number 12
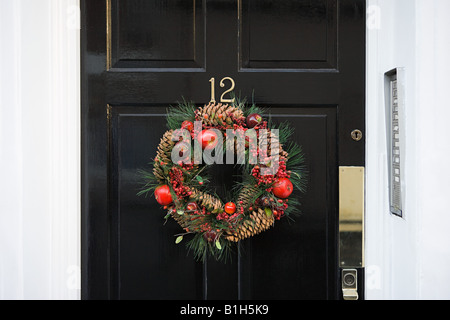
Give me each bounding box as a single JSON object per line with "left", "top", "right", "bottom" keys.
{"left": 209, "top": 77, "right": 236, "bottom": 104}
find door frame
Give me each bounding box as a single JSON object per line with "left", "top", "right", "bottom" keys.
{"left": 0, "top": 0, "right": 82, "bottom": 299}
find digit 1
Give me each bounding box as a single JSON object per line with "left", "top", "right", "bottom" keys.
{"left": 209, "top": 77, "right": 216, "bottom": 103}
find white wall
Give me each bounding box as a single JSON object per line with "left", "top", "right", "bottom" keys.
{"left": 366, "top": 0, "right": 450, "bottom": 300}
{"left": 414, "top": 0, "right": 450, "bottom": 299}
{"left": 0, "top": 0, "right": 80, "bottom": 300}
{"left": 1, "top": 0, "right": 450, "bottom": 300}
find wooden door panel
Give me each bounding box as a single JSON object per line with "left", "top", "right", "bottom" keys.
{"left": 109, "top": 0, "right": 205, "bottom": 70}
{"left": 110, "top": 107, "right": 204, "bottom": 300}
{"left": 240, "top": 108, "right": 337, "bottom": 300}
{"left": 105, "top": 73, "right": 340, "bottom": 105}
{"left": 240, "top": 0, "right": 337, "bottom": 70}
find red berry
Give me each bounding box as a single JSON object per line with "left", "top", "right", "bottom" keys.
{"left": 203, "top": 230, "right": 218, "bottom": 243}
{"left": 181, "top": 120, "right": 194, "bottom": 132}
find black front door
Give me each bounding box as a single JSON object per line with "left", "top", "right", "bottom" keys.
{"left": 81, "top": 0, "right": 365, "bottom": 300}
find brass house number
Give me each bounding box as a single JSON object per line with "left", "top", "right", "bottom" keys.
{"left": 209, "top": 77, "right": 236, "bottom": 104}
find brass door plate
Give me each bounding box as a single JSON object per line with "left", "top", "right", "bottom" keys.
{"left": 339, "top": 167, "right": 364, "bottom": 268}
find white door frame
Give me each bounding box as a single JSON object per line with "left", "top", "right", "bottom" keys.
{"left": 0, "top": 0, "right": 80, "bottom": 300}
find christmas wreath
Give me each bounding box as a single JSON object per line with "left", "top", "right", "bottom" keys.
{"left": 138, "top": 99, "right": 306, "bottom": 262}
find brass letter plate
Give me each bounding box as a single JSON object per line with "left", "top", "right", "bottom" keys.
{"left": 339, "top": 167, "right": 364, "bottom": 268}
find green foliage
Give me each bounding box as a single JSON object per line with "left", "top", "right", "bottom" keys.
{"left": 285, "top": 142, "right": 308, "bottom": 194}
{"left": 136, "top": 168, "right": 159, "bottom": 197}
{"left": 166, "top": 98, "right": 196, "bottom": 130}
{"left": 244, "top": 103, "right": 268, "bottom": 118}
{"left": 230, "top": 92, "right": 247, "bottom": 112}
{"left": 283, "top": 196, "right": 302, "bottom": 220}
{"left": 230, "top": 92, "right": 268, "bottom": 118}
{"left": 175, "top": 235, "right": 184, "bottom": 244}
{"left": 186, "top": 233, "right": 234, "bottom": 263}
{"left": 276, "top": 121, "right": 295, "bottom": 145}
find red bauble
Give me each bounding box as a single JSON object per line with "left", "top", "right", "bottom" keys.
{"left": 246, "top": 113, "right": 263, "bottom": 128}
{"left": 224, "top": 202, "right": 237, "bottom": 214}
{"left": 197, "top": 129, "right": 219, "bottom": 150}
{"left": 272, "top": 178, "right": 294, "bottom": 199}
{"left": 258, "top": 196, "right": 271, "bottom": 208}
{"left": 186, "top": 202, "right": 198, "bottom": 212}
{"left": 154, "top": 185, "right": 173, "bottom": 206}
{"left": 181, "top": 120, "right": 194, "bottom": 132}
{"left": 203, "top": 230, "right": 219, "bottom": 243}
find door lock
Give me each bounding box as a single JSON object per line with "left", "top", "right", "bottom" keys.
{"left": 342, "top": 269, "right": 359, "bottom": 300}
{"left": 351, "top": 129, "right": 363, "bottom": 141}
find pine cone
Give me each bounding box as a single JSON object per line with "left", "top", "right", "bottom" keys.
{"left": 153, "top": 165, "right": 165, "bottom": 183}
{"left": 196, "top": 102, "right": 244, "bottom": 126}
{"left": 225, "top": 208, "right": 275, "bottom": 242}
{"left": 168, "top": 189, "right": 222, "bottom": 232}
{"left": 188, "top": 188, "right": 223, "bottom": 212}
{"left": 152, "top": 130, "right": 176, "bottom": 183}
{"left": 156, "top": 130, "right": 175, "bottom": 165}
{"left": 280, "top": 149, "right": 289, "bottom": 160}
{"left": 170, "top": 209, "right": 191, "bottom": 230}
{"left": 237, "top": 185, "right": 260, "bottom": 211}
{"left": 260, "top": 130, "right": 287, "bottom": 160}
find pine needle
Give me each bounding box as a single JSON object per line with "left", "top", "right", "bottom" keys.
{"left": 166, "top": 98, "right": 196, "bottom": 130}
{"left": 136, "top": 168, "right": 159, "bottom": 197}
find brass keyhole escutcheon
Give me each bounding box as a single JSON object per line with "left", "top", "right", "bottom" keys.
{"left": 351, "top": 129, "right": 363, "bottom": 142}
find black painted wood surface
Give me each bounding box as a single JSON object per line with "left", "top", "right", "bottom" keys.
{"left": 81, "top": 0, "right": 365, "bottom": 300}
